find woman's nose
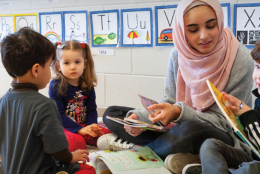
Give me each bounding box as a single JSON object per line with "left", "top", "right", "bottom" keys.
{"left": 200, "top": 29, "right": 209, "bottom": 40}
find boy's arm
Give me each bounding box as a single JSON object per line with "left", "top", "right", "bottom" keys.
{"left": 49, "top": 81, "right": 83, "bottom": 133}
{"left": 85, "top": 87, "right": 98, "bottom": 126}
{"left": 50, "top": 148, "right": 72, "bottom": 164}
{"left": 239, "top": 110, "right": 260, "bottom": 149}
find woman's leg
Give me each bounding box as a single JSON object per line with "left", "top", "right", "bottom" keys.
{"left": 63, "top": 128, "right": 86, "bottom": 152}
{"left": 200, "top": 138, "right": 253, "bottom": 174}
{"left": 103, "top": 106, "right": 163, "bottom": 145}
{"left": 145, "top": 120, "right": 234, "bottom": 159}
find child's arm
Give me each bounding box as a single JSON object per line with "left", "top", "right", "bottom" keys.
{"left": 50, "top": 148, "right": 89, "bottom": 164}
{"left": 49, "top": 81, "right": 83, "bottom": 133}
{"left": 223, "top": 92, "right": 260, "bottom": 149}
{"left": 84, "top": 88, "right": 98, "bottom": 126}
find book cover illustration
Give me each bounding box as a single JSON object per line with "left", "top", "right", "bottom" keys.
{"left": 207, "top": 80, "right": 260, "bottom": 158}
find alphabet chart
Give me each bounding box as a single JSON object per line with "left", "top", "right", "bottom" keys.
{"left": 234, "top": 3, "right": 260, "bottom": 49}
{"left": 39, "top": 12, "right": 63, "bottom": 44}
{"left": 13, "top": 13, "right": 38, "bottom": 32}
{"left": 121, "top": 8, "right": 153, "bottom": 47}
{"left": 90, "top": 9, "right": 119, "bottom": 47}
{"left": 0, "top": 14, "right": 14, "bottom": 42}
{"left": 63, "top": 11, "right": 88, "bottom": 43}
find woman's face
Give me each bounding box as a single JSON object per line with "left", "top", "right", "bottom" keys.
{"left": 184, "top": 5, "right": 220, "bottom": 54}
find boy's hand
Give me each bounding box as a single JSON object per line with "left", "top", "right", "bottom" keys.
{"left": 124, "top": 113, "right": 146, "bottom": 137}
{"left": 78, "top": 124, "right": 103, "bottom": 137}
{"left": 70, "top": 149, "right": 89, "bottom": 164}
{"left": 222, "top": 92, "right": 251, "bottom": 116}
{"left": 148, "top": 103, "right": 181, "bottom": 125}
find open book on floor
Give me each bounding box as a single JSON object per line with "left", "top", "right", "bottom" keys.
{"left": 92, "top": 147, "right": 171, "bottom": 174}
{"left": 206, "top": 79, "right": 260, "bottom": 158}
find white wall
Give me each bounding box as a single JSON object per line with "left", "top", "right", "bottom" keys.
{"left": 0, "top": 0, "right": 257, "bottom": 112}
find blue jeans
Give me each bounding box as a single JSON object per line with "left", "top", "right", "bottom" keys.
{"left": 103, "top": 106, "right": 234, "bottom": 159}
{"left": 200, "top": 138, "right": 257, "bottom": 174}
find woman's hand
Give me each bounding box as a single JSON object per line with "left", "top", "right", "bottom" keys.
{"left": 77, "top": 124, "right": 103, "bottom": 137}
{"left": 124, "top": 113, "right": 146, "bottom": 137}
{"left": 70, "top": 149, "right": 89, "bottom": 164}
{"left": 148, "top": 103, "right": 181, "bottom": 125}
{"left": 222, "top": 92, "right": 251, "bottom": 116}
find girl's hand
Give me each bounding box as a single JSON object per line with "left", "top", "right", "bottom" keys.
{"left": 78, "top": 124, "right": 102, "bottom": 137}
{"left": 90, "top": 123, "right": 104, "bottom": 137}
{"left": 148, "top": 103, "right": 181, "bottom": 125}
{"left": 222, "top": 92, "right": 251, "bottom": 116}
{"left": 124, "top": 113, "right": 146, "bottom": 137}
{"left": 70, "top": 149, "right": 89, "bottom": 164}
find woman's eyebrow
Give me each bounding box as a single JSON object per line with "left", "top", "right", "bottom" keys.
{"left": 186, "top": 19, "right": 217, "bottom": 27}
{"left": 206, "top": 19, "right": 216, "bottom": 24}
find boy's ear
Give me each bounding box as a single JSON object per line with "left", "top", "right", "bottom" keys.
{"left": 84, "top": 59, "right": 87, "bottom": 69}
{"left": 31, "top": 63, "right": 40, "bottom": 78}
{"left": 56, "top": 62, "right": 61, "bottom": 71}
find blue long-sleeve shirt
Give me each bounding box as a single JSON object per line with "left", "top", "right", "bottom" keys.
{"left": 49, "top": 79, "right": 97, "bottom": 133}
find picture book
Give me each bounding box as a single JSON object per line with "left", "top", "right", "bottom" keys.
{"left": 138, "top": 94, "right": 175, "bottom": 128}
{"left": 206, "top": 79, "right": 260, "bottom": 158}
{"left": 92, "top": 147, "right": 171, "bottom": 174}
{"left": 106, "top": 116, "right": 169, "bottom": 132}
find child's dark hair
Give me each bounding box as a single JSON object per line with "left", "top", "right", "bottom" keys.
{"left": 53, "top": 40, "right": 97, "bottom": 96}
{"left": 252, "top": 38, "right": 260, "bottom": 62}
{"left": 1, "top": 27, "right": 55, "bottom": 78}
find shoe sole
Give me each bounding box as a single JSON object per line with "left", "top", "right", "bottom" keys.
{"left": 165, "top": 153, "right": 200, "bottom": 174}
{"left": 182, "top": 163, "right": 201, "bottom": 174}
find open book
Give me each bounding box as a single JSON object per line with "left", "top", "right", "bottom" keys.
{"left": 207, "top": 80, "right": 260, "bottom": 158}
{"left": 92, "top": 147, "right": 171, "bottom": 174}
{"left": 106, "top": 116, "right": 170, "bottom": 132}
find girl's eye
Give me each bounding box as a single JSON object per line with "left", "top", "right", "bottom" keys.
{"left": 256, "top": 65, "right": 260, "bottom": 69}
{"left": 76, "top": 61, "right": 80, "bottom": 64}
{"left": 64, "top": 62, "right": 69, "bottom": 65}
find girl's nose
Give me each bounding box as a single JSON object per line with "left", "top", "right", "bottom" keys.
{"left": 70, "top": 64, "right": 76, "bottom": 70}
{"left": 200, "top": 28, "right": 209, "bottom": 40}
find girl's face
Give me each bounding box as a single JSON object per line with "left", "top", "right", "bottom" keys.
{"left": 253, "top": 61, "right": 260, "bottom": 94}
{"left": 56, "top": 50, "right": 86, "bottom": 86}
{"left": 184, "top": 5, "right": 220, "bottom": 54}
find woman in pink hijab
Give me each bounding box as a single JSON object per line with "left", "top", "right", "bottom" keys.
{"left": 101, "top": 0, "right": 254, "bottom": 173}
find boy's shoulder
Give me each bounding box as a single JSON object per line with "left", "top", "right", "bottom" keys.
{"left": 1, "top": 90, "right": 54, "bottom": 107}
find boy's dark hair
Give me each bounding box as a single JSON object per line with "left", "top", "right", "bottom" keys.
{"left": 1, "top": 27, "right": 55, "bottom": 78}
{"left": 252, "top": 38, "right": 260, "bottom": 62}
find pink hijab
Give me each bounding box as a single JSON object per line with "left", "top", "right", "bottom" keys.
{"left": 173, "top": 0, "right": 239, "bottom": 111}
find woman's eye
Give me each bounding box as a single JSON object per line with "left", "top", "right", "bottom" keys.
{"left": 207, "top": 24, "right": 216, "bottom": 29}
{"left": 189, "top": 29, "right": 198, "bottom": 33}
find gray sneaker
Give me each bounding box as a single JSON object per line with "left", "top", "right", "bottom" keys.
{"left": 164, "top": 153, "right": 200, "bottom": 173}
{"left": 182, "top": 164, "right": 202, "bottom": 174}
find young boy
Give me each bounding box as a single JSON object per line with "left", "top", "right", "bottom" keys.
{"left": 0, "top": 27, "right": 95, "bottom": 174}
{"left": 182, "top": 39, "right": 260, "bottom": 174}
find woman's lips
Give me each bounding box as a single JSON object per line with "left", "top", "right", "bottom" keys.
{"left": 199, "top": 41, "right": 211, "bottom": 47}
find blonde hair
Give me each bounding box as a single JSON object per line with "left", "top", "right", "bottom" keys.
{"left": 52, "top": 40, "right": 97, "bottom": 96}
